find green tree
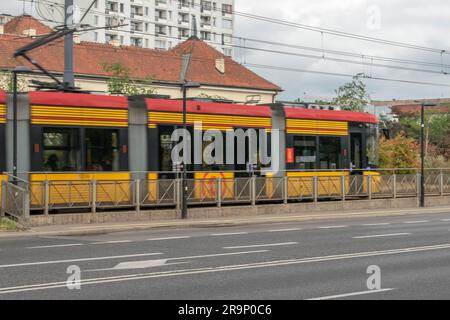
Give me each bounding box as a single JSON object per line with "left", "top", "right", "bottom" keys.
{"left": 102, "top": 63, "right": 156, "bottom": 96}
{"left": 378, "top": 133, "right": 419, "bottom": 171}
{"left": 333, "top": 74, "right": 369, "bottom": 112}
{"left": 0, "top": 71, "right": 29, "bottom": 92}
{"left": 400, "top": 113, "right": 450, "bottom": 158}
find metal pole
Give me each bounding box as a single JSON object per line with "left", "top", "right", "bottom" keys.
{"left": 12, "top": 71, "right": 18, "bottom": 184}
{"left": 181, "top": 84, "right": 188, "bottom": 219}
{"left": 420, "top": 103, "right": 425, "bottom": 208}
{"left": 64, "top": 0, "right": 75, "bottom": 89}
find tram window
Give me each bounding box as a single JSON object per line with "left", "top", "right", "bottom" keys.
{"left": 42, "top": 128, "right": 80, "bottom": 171}
{"left": 159, "top": 126, "right": 174, "bottom": 172}
{"left": 319, "top": 137, "right": 341, "bottom": 170}
{"left": 85, "top": 129, "right": 119, "bottom": 171}
{"left": 293, "top": 136, "right": 316, "bottom": 170}
{"left": 202, "top": 130, "right": 226, "bottom": 171}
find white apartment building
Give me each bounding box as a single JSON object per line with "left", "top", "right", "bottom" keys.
{"left": 27, "top": 0, "right": 235, "bottom": 56}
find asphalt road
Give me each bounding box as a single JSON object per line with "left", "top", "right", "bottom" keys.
{"left": 1, "top": 209, "right": 450, "bottom": 300}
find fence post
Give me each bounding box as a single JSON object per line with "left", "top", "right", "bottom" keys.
{"left": 313, "top": 176, "right": 318, "bottom": 203}
{"left": 217, "top": 178, "right": 222, "bottom": 208}
{"left": 341, "top": 175, "right": 346, "bottom": 201}
{"left": 393, "top": 174, "right": 397, "bottom": 199}
{"left": 23, "top": 191, "right": 30, "bottom": 227}
{"left": 1, "top": 181, "right": 5, "bottom": 217}
{"left": 44, "top": 180, "right": 49, "bottom": 215}
{"left": 440, "top": 171, "right": 444, "bottom": 196}
{"left": 368, "top": 175, "right": 373, "bottom": 200}
{"left": 91, "top": 180, "right": 97, "bottom": 213}
{"left": 251, "top": 176, "right": 256, "bottom": 206}
{"left": 135, "top": 179, "right": 141, "bottom": 213}
{"left": 176, "top": 178, "right": 181, "bottom": 210}
{"left": 417, "top": 173, "right": 421, "bottom": 198}
{"left": 283, "top": 176, "right": 288, "bottom": 204}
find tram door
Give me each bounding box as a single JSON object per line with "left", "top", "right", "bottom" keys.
{"left": 350, "top": 133, "right": 364, "bottom": 194}
{"left": 350, "top": 133, "right": 363, "bottom": 170}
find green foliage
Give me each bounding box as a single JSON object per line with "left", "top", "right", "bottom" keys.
{"left": 0, "top": 218, "right": 17, "bottom": 231}
{"left": 102, "top": 63, "right": 156, "bottom": 96}
{"left": 378, "top": 133, "right": 419, "bottom": 170}
{"left": 0, "top": 71, "right": 29, "bottom": 92}
{"left": 333, "top": 74, "right": 369, "bottom": 112}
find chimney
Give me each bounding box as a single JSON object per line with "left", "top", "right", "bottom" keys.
{"left": 215, "top": 58, "right": 225, "bottom": 74}
{"left": 110, "top": 39, "right": 120, "bottom": 48}
{"left": 73, "top": 34, "right": 81, "bottom": 44}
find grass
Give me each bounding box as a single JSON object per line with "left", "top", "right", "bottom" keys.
{"left": 0, "top": 217, "right": 17, "bottom": 231}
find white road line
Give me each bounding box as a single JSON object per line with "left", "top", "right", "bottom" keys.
{"left": 308, "top": 289, "right": 395, "bottom": 300}
{"left": 146, "top": 236, "right": 192, "bottom": 241}
{"left": 403, "top": 220, "right": 429, "bottom": 224}
{"left": 210, "top": 232, "right": 248, "bottom": 236}
{"left": 318, "top": 226, "right": 348, "bottom": 229}
{"left": 353, "top": 233, "right": 411, "bottom": 239}
{"left": 3, "top": 243, "right": 450, "bottom": 295}
{"left": 26, "top": 243, "right": 84, "bottom": 249}
{"left": 86, "top": 250, "right": 270, "bottom": 272}
{"left": 223, "top": 242, "right": 298, "bottom": 249}
{"left": 361, "top": 223, "right": 391, "bottom": 227}
{"left": 93, "top": 240, "right": 132, "bottom": 245}
{"left": 267, "top": 228, "right": 302, "bottom": 233}
{"left": 0, "top": 253, "right": 163, "bottom": 269}
{"left": 441, "top": 219, "right": 450, "bottom": 222}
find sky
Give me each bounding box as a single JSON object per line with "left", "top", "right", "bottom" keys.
{"left": 2, "top": 0, "right": 450, "bottom": 101}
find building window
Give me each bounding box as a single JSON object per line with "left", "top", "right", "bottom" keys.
{"left": 94, "top": 32, "right": 98, "bottom": 42}
{"left": 222, "top": 19, "right": 232, "bottom": 29}
{"left": 120, "top": 3, "right": 124, "bottom": 13}
{"left": 94, "top": 15, "right": 99, "bottom": 26}
{"left": 223, "top": 47, "right": 232, "bottom": 57}
{"left": 86, "top": 129, "right": 120, "bottom": 172}
{"left": 42, "top": 128, "right": 80, "bottom": 171}
{"left": 155, "top": 39, "right": 166, "bottom": 50}
{"left": 293, "top": 136, "right": 316, "bottom": 170}
{"left": 222, "top": 4, "right": 232, "bottom": 15}
{"left": 319, "top": 137, "right": 341, "bottom": 170}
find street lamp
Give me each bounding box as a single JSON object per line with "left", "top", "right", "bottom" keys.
{"left": 181, "top": 81, "right": 201, "bottom": 219}
{"left": 11, "top": 66, "right": 32, "bottom": 183}
{"left": 419, "top": 102, "right": 436, "bottom": 208}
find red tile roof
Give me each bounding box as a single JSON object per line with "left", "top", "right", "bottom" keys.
{"left": 0, "top": 17, "right": 281, "bottom": 92}
{"left": 3, "top": 15, "right": 52, "bottom": 36}
{"left": 170, "top": 36, "right": 282, "bottom": 91}
{"left": 392, "top": 104, "right": 450, "bottom": 115}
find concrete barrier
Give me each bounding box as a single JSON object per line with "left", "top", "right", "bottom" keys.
{"left": 29, "top": 195, "right": 450, "bottom": 227}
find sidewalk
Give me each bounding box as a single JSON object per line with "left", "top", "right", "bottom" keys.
{"left": 1, "top": 206, "right": 450, "bottom": 239}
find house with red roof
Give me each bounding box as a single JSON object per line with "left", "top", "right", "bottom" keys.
{"left": 0, "top": 15, "right": 282, "bottom": 104}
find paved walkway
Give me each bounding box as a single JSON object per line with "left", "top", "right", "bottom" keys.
{"left": 2, "top": 206, "right": 450, "bottom": 239}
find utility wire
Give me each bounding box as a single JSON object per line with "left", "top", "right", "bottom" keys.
{"left": 29, "top": 0, "right": 450, "bottom": 71}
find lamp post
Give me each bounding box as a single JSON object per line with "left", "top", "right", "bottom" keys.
{"left": 419, "top": 102, "right": 436, "bottom": 208}
{"left": 11, "top": 66, "right": 31, "bottom": 183}
{"left": 181, "top": 81, "right": 201, "bottom": 219}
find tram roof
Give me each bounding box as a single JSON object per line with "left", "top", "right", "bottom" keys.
{"left": 284, "top": 106, "right": 378, "bottom": 124}
{"left": 28, "top": 91, "right": 129, "bottom": 109}
{"left": 145, "top": 98, "right": 273, "bottom": 117}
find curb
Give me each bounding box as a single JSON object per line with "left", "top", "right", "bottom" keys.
{"left": 1, "top": 206, "right": 450, "bottom": 239}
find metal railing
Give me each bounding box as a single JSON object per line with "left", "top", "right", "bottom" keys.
{"left": 3, "top": 170, "right": 450, "bottom": 216}
{"left": 1, "top": 180, "right": 30, "bottom": 226}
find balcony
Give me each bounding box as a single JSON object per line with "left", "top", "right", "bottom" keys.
{"left": 201, "top": 23, "right": 211, "bottom": 30}
{"left": 156, "top": 0, "right": 167, "bottom": 8}
{"left": 178, "top": 0, "right": 190, "bottom": 11}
